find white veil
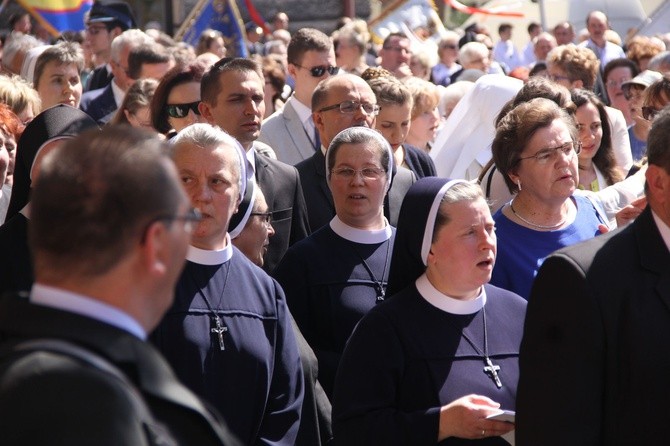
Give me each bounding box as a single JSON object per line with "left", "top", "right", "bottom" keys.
{"left": 430, "top": 74, "right": 523, "bottom": 180}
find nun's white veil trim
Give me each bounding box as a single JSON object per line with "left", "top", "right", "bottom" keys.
{"left": 420, "top": 179, "right": 467, "bottom": 265}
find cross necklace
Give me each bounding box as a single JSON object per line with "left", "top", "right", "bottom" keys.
{"left": 351, "top": 238, "right": 392, "bottom": 303}
{"left": 461, "top": 306, "right": 503, "bottom": 389}
{"left": 191, "top": 263, "right": 231, "bottom": 351}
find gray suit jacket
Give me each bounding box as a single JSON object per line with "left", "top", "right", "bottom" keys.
{"left": 259, "top": 98, "right": 316, "bottom": 166}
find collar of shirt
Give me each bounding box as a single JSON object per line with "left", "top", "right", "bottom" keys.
{"left": 652, "top": 209, "right": 670, "bottom": 253}
{"left": 31, "top": 283, "right": 147, "bottom": 340}
{"left": 111, "top": 77, "right": 125, "bottom": 108}
{"left": 329, "top": 215, "right": 392, "bottom": 244}
{"left": 416, "top": 273, "right": 486, "bottom": 315}
{"left": 288, "top": 95, "right": 314, "bottom": 131}
{"left": 187, "top": 236, "right": 233, "bottom": 265}
{"left": 246, "top": 144, "right": 257, "bottom": 177}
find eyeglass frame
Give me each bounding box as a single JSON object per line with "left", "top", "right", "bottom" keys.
{"left": 85, "top": 24, "right": 110, "bottom": 35}
{"left": 318, "top": 100, "right": 380, "bottom": 116}
{"left": 166, "top": 101, "right": 202, "bottom": 119}
{"left": 140, "top": 208, "right": 202, "bottom": 244}
{"left": 250, "top": 211, "right": 273, "bottom": 226}
{"left": 330, "top": 166, "right": 386, "bottom": 180}
{"left": 516, "top": 141, "right": 582, "bottom": 165}
{"left": 293, "top": 63, "right": 339, "bottom": 78}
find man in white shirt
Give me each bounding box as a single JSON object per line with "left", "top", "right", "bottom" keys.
{"left": 492, "top": 23, "right": 523, "bottom": 72}
{"left": 579, "top": 10, "right": 625, "bottom": 69}
{"left": 258, "top": 28, "right": 337, "bottom": 165}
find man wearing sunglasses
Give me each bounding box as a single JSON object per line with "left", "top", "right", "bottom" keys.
{"left": 259, "top": 28, "right": 338, "bottom": 166}
{"left": 199, "top": 57, "right": 310, "bottom": 274}
{"left": 295, "top": 73, "right": 415, "bottom": 232}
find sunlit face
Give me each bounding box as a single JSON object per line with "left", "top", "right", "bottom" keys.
{"left": 426, "top": 197, "right": 496, "bottom": 300}
{"left": 16, "top": 106, "right": 35, "bottom": 125}
{"left": 335, "top": 38, "right": 359, "bottom": 69}
{"left": 627, "top": 85, "right": 646, "bottom": 121}
{"left": 575, "top": 102, "right": 603, "bottom": 163}
{"left": 232, "top": 192, "right": 274, "bottom": 267}
{"left": 553, "top": 24, "right": 574, "bottom": 45}
{"left": 328, "top": 142, "right": 388, "bottom": 230}
{"left": 534, "top": 36, "right": 556, "bottom": 61}
{"left": 125, "top": 106, "right": 153, "bottom": 130}
{"left": 313, "top": 77, "right": 377, "bottom": 148}
{"left": 587, "top": 12, "right": 608, "bottom": 42}
{"left": 208, "top": 37, "right": 227, "bottom": 59}
{"left": 167, "top": 81, "right": 204, "bottom": 133}
{"left": 379, "top": 36, "right": 411, "bottom": 72}
{"left": 289, "top": 49, "right": 336, "bottom": 100}
{"left": 407, "top": 106, "right": 440, "bottom": 149}
{"left": 36, "top": 62, "right": 82, "bottom": 109}
{"left": 375, "top": 102, "right": 411, "bottom": 151}
{"left": 200, "top": 70, "right": 265, "bottom": 150}
{"left": 510, "top": 119, "right": 578, "bottom": 206}
{"left": 85, "top": 23, "right": 114, "bottom": 58}
{"left": 173, "top": 142, "right": 241, "bottom": 250}
{"left": 605, "top": 66, "right": 633, "bottom": 103}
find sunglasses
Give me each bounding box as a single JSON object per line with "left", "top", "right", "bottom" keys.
{"left": 642, "top": 106, "right": 663, "bottom": 121}
{"left": 294, "top": 64, "right": 339, "bottom": 77}
{"left": 166, "top": 101, "right": 201, "bottom": 118}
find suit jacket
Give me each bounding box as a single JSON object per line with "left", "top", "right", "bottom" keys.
{"left": 80, "top": 83, "right": 118, "bottom": 124}
{"left": 0, "top": 294, "right": 242, "bottom": 445}
{"left": 403, "top": 144, "right": 437, "bottom": 179}
{"left": 86, "top": 65, "right": 113, "bottom": 92}
{"left": 296, "top": 149, "right": 415, "bottom": 232}
{"left": 258, "top": 98, "right": 316, "bottom": 166}
{"left": 516, "top": 206, "right": 670, "bottom": 445}
{"left": 254, "top": 147, "right": 311, "bottom": 274}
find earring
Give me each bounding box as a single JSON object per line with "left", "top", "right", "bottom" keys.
{"left": 516, "top": 180, "right": 522, "bottom": 191}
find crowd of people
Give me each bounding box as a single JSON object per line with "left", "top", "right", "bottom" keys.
{"left": 0, "top": 0, "right": 669, "bottom": 444}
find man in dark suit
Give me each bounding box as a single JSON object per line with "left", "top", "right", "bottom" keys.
{"left": 83, "top": 0, "right": 137, "bottom": 92}
{"left": 516, "top": 109, "right": 670, "bottom": 444}
{"left": 80, "top": 28, "right": 154, "bottom": 124}
{"left": 296, "top": 73, "right": 415, "bottom": 231}
{"left": 199, "top": 57, "right": 310, "bottom": 274}
{"left": 0, "top": 127, "right": 241, "bottom": 445}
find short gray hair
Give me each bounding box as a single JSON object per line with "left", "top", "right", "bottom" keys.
{"left": 170, "top": 123, "right": 247, "bottom": 201}
{"left": 110, "top": 29, "right": 154, "bottom": 64}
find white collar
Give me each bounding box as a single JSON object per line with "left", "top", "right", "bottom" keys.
{"left": 329, "top": 215, "right": 392, "bottom": 244}
{"left": 31, "top": 283, "right": 147, "bottom": 340}
{"left": 416, "top": 273, "right": 486, "bottom": 315}
{"left": 289, "top": 95, "right": 313, "bottom": 126}
{"left": 652, "top": 210, "right": 670, "bottom": 254}
{"left": 187, "top": 235, "right": 234, "bottom": 265}
{"left": 110, "top": 78, "right": 125, "bottom": 108}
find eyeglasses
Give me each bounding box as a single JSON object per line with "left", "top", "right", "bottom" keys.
{"left": 294, "top": 64, "right": 339, "bottom": 77}
{"left": 606, "top": 78, "right": 631, "bottom": 88}
{"left": 319, "top": 100, "right": 380, "bottom": 115}
{"left": 166, "top": 101, "right": 201, "bottom": 118}
{"left": 642, "top": 106, "right": 663, "bottom": 121}
{"left": 250, "top": 211, "right": 273, "bottom": 226}
{"left": 86, "top": 25, "right": 108, "bottom": 35}
{"left": 517, "top": 141, "right": 582, "bottom": 165}
{"left": 140, "top": 208, "right": 202, "bottom": 243}
{"left": 331, "top": 167, "right": 385, "bottom": 180}
{"left": 440, "top": 44, "right": 458, "bottom": 50}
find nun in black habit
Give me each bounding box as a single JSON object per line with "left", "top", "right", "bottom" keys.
{"left": 0, "top": 105, "right": 98, "bottom": 296}
{"left": 274, "top": 127, "right": 397, "bottom": 400}
{"left": 332, "top": 178, "right": 527, "bottom": 445}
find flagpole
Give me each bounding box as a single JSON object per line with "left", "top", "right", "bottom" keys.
{"left": 174, "top": 0, "right": 208, "bottom": 42}
{"left": 538, "top": 0, "right": 547, "bottom": 32}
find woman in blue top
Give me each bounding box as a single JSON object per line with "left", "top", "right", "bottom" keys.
{"left": 490, "top": 98, "right": 607, "bottom": 300}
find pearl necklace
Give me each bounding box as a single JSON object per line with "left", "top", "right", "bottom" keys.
{"left": 509, "top": 200, "right": 566, "bottom": 230}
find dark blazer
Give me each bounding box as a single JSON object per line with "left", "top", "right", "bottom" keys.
{"left": 0, "top": 214, "right": 32, "bottom": 297}
{"left": 85, "top": 65, "right": 113, "bottom": 92}
{"left": 296, "top": 149, "right": 416, "bottom": 232}
{"left": 0, "top": 295, "right": 242, "bottom": 445}
{"left": 80, "top": 83, "right": 118, "bottom": 124}
{"left": 403, "top": 144, "right": 437, "bottom": 179}
{"left": 254, "top": 147, "right": 311, "bottom": 274}
{"left": 516, "top": 207, "right": 670, "bottom": 445}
